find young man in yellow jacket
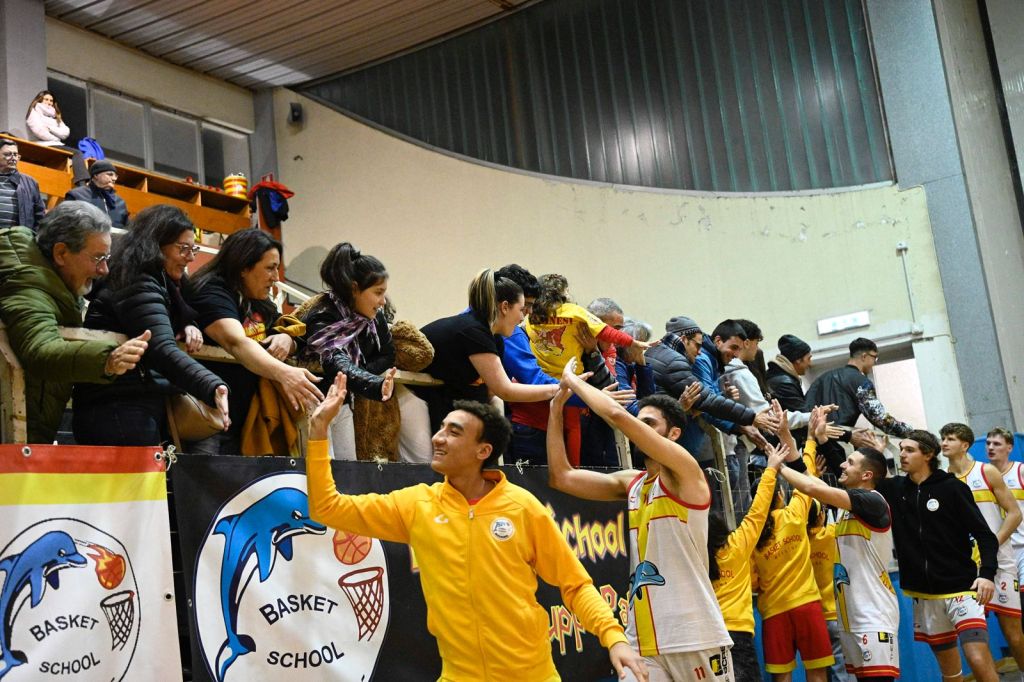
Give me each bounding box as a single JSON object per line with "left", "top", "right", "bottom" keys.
{"left": 547, "top": 358, "right": 735, "bottom": 681}
{"left": 306, "top": 373, "right": 647, "bottom": 682}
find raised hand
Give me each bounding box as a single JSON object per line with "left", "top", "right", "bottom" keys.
{"left": 766, "top": 441, "right": 789, "bottom": 469}
{"left": 679, "top": 381, "right": 702, "bottom": 412}
{"left": 105, "top": 330, "right": 150, "bottom": 376}
{"left": 575, "top": 325, "right": 599, "bottom": 353}
{"left": 381, "top": 367, "right": 397, "bottom": 401}
{"left": 602, "top": 383, "right": 637, "bottom": 406}
{"left": 214, "top": 385, "right": 231, "bottom": 431}
{"left": 262, "top": 333, "right": 296, "bottom": 361}
{"left": 181, "top": 325, "right": 204, "bottom": 353}
{"left": 278, "top": 366, "right": 324, "bottom": 412}
{"left": 309, "top": 373, "right": 348, "bottom": 440}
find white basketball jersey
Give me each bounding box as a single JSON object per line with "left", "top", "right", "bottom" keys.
{"left": 1000, "top": 461, "right": 1024, "bottom": 552}
{"left": 625, "top": 473, "right": 732, "bottom": 657}
{"left": 834, "top": 491, "right": 898, "bottom": 633}
{"left": 959, "top": 461, "right": 1016, "bottom": 573}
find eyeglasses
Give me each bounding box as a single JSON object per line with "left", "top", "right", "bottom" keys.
{"left": 1, "top": 152, "right": 20, "bottom": 159}
{"left": 176, "top": 243, "right": 201, "bottom": 256}
{"left": 866, "top": 352, "right": 879, "bottom": 360}
{"left": 90, "top": 254, "right": 113, "bottom": 265}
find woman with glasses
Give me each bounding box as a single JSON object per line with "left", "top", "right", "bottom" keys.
{"left": 72, "top": 205, "right": 230, "bottom": 446}
{"left": 186, "top": 228, "right": 323, "bottom": 455}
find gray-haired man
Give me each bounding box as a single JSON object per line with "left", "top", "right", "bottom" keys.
{"left": 0, "top": 200, "right": 149, "bottom": 442}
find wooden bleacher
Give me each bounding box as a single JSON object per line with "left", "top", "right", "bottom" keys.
{"left": 1, "top": 134, "right": 250, "bottom": 234}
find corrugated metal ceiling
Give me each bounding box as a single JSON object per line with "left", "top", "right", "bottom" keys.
{"left": 44, "top": 0, "right": 530, "bottom": 89}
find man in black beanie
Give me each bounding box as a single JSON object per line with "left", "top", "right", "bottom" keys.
{"left": 65, "top": 159, "right": 128, "bottom": 227}
{"left": 766, "top": 334, "right": 812, "bottom": 414}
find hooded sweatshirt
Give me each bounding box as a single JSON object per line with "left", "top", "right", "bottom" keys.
{"left": 877, "top": 469, "right": 998, "bottom": 596}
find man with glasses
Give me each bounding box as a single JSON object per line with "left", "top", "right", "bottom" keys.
{"left": 65, "top": 159, "right": 128, "bottom": 228}
{"left": 0, "top": 136, "right": 45, "bottom": 231}
{"left": 805, "top": 337, "right": 912, "bottom": 475}
{"left": 0, "top": 201, "right": 150, "bottom": 443}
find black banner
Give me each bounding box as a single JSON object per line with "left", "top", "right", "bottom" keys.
{"left": 171, "top": 457, "right": 629, "bottom": 682}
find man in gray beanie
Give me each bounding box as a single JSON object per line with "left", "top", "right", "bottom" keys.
{"left": 646, "top": 315, "right": 779, "bottom": 465}
{"left": 766, "top": 334, "right": 812, "bottom": 414}
{"left": 65, "top": 159, "right": 128, "bottom": 227}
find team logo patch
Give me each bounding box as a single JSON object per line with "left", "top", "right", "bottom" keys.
{"left": 862, "top": 650, "right": 873, "bottom": 661}
{"left": 0, "top": 519, "right": 141, "bottom": 681}
{"left": 709, "top": 648, "right": 729, "bottom": 676}
{"left": 926, "top": 498, "right": 940, "bottom": 512}
{"left": 999, "top": 593, "right": 1009, "bottom": 604}
{"left": 490, "top": 518, "right": 515, "bottom": 541}
{"left": 193, "top": 472, "right": 390, "bottom": 681}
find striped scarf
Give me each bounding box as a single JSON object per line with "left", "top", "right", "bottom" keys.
{"left": 306, "top": 291, "right": 379, "bottom": 367}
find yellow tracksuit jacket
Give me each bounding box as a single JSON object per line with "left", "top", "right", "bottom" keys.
{"left": 305, "top": 440, "right": 627, "bottom": 681}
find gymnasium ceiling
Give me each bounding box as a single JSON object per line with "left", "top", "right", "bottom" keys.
{"left": 43, "top": 0, "right": 531, "bottom": 89}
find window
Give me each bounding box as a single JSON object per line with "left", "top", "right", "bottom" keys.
{"left": 46, "top": 70, "right": 250, "bottom": 184}
{"left": 91, "top": 89, "right": 146, "bottom": 167}
{"left": 202, "top": 124, "right": 250, "bottom": 188}
{"left": 152, "top": 109, "right": 199, "bottom": 180}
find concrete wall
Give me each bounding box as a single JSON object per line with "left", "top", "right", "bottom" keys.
{"left": 0, "top": 0, "right": 47, "bottom": 137}
{"left": 274, "top": 91, "right": 967, "bottom": 429}
{"left": 45, "top": 18, "right": 254, "bottom": 132}
{"left": 933, "top": 0, "right": 1024, "bottom": 428}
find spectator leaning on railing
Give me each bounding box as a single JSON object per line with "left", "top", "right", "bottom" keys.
{"left": 73, "top": 205, "right": 229, "bottom": 447}
{"left": 0, "top": 201, "right": 149, "bottom": 443}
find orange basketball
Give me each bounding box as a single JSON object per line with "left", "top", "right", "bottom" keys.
{"left": 332, "top": 530, "right": 372, "bottom": 565}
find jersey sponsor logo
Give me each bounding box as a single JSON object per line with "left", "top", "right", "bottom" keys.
{"left": 490, "top": 518, "right": 515, "bottom": 541}
{"left": 878, "top": 632, "right": 890, "bottom": 642}
{"left": 926, "top": 498, "right": 940, "bottom": 512}
{"left": 709, "top": 648, "right": 729, "bottom": 676}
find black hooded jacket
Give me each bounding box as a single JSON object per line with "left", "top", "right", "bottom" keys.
{"left": 877, "top": 469, "right": 997, "bottom": 594}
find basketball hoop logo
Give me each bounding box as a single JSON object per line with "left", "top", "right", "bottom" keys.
{"left": 0, "top": 519, "right": 141, "bottom": 681}
{"left": 194, "top": 472, "right": 390, "bottom": 681}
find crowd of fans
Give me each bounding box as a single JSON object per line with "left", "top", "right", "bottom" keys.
{"left": 1, "top": 100, "right": 1022, "bottom": 682}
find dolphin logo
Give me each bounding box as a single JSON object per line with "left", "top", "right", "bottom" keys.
{"left": 833, "top": 562, "right": 850, "bottom": 589}
{"left": 212, "top": 488, "right": 326, "bottom": 681}
{"left": 0, "top": 531, "right": 86, "bottom": 679}
{"left": 627, "top": 560, "right": 665, "bottom": 601}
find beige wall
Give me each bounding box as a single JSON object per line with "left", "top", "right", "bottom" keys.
{"left": 274, "top": 90, "right": 968, "bottom": 426}
{"left": 46, "top": 18, "right": 253, "bottom": 131}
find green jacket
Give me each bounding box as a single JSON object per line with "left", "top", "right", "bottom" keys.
{"left": 0, "top": 227, "right": 115, "bottom": 443}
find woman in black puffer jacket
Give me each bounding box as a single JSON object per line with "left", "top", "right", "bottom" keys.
{"left": 72, "top": 205, "right": 229, "bottom": 446}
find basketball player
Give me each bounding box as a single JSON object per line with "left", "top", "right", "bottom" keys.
{"left": 306, "top": 373, "right": 647, "bottom": 682}
{"left": 546, "top": 358, "right": 735, "bottom": 681}
{"left": 777, "top": 440, "right": 899, "bottom": 680}
{"left": 984, "top": 428, "right": 1024, "bottom": 639}
{"left": 875, "top": 430, "right": 999, "bottom": 682}
{"left": 941, "top": 422, "right": 1024, "bottom": 672}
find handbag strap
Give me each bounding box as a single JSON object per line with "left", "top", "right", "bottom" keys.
{"left": 165, "top": 397, "right": 184, "bottom": 453}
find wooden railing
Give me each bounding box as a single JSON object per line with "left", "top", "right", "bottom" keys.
{"left": 1, "top": 134, "right": 250, "bottom": 235}
{"left": 0, "top": 325, "right": 439, "bottom": 444}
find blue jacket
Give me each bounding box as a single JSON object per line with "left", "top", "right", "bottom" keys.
{"left": 614, "top": 358, "right": 655, "bottom": 416}
{"left": 5, "top": 171, "right": 45, "bottom": 230}
{"left": 692, "top": 339, "right": 737, "bottom": 434}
